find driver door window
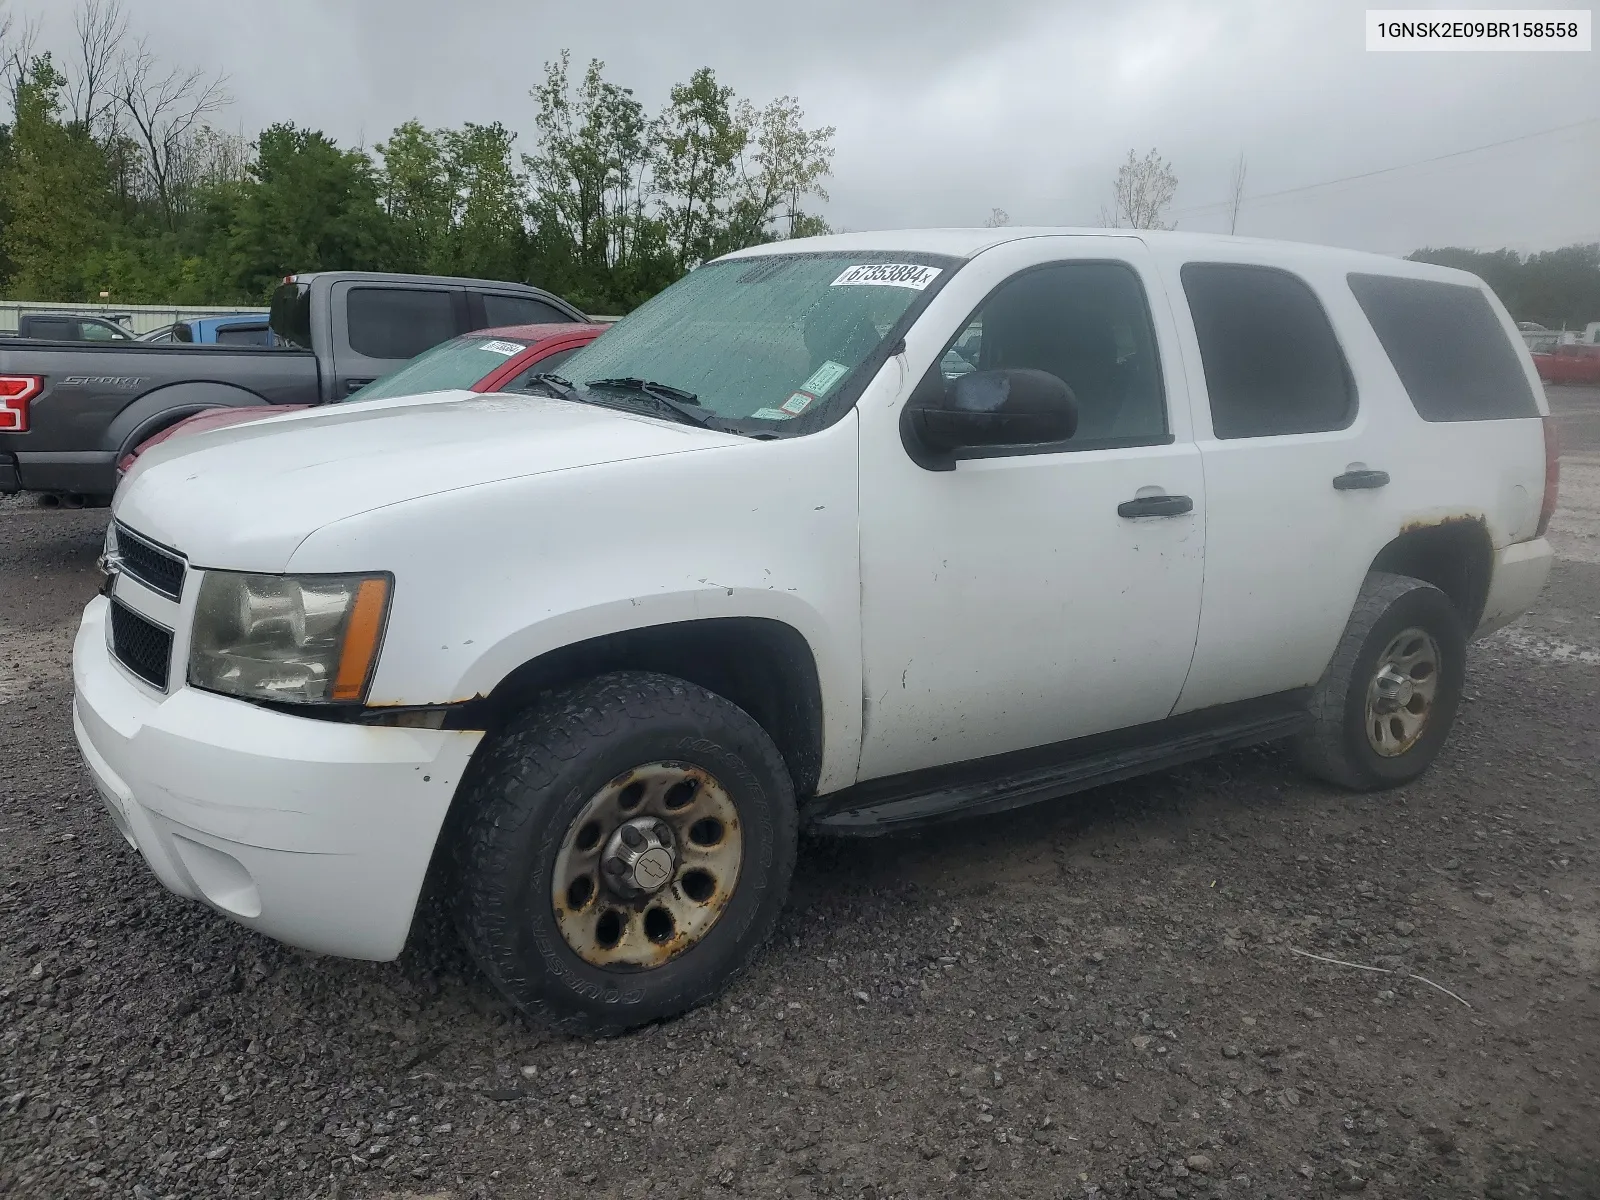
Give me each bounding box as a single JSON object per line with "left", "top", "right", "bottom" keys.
{"left": 944, "top": 261, "right": 1169, "bottom": 448}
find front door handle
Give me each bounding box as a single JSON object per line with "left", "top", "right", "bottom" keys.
{"left": 1333, "top": 469, "right": 1390, "bottom": 491}
{"left": 345, "top": 378, "right": 374, "bottom": 394}
{"left": 1117, "top": 494, "right": 1194, "bottom": 518}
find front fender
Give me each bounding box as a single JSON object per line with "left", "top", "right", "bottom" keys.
{"left": 288, "top": 417, "right": 865, "bottom": 792}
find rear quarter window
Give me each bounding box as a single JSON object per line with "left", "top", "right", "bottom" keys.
{"left": 1347, "top": 273, "right": 1539, "bottom": 421}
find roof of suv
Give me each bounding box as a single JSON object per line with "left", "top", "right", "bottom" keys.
{"left": 718, "top": 228, "right": 1480, "bottom": 288}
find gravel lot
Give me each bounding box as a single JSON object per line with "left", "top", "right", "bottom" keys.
{"left": 2, "top": 388, "right": 1597, "bottom": 1200}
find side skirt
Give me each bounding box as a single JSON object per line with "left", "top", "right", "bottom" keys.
{"left": 803, "top": 690, "right": 1312, "bottom": 835}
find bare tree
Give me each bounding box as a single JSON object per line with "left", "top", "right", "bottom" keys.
{"left": 117, "top": 36, "right": 230, "bottom": 225}
{"left": 0, "top": 10, "right": 43, "bottom": 118}
{"left": 983, "top": 207, "right": 1010, "bottom": 228}
{"left": 1104, "top": 147, "right": 1178, "bottom": 230}
{"left": 1226, "top": 152, "right": 1247, "bottom": 235}
{"left": 67, "top": 0, "right": 126, "bottom": 131}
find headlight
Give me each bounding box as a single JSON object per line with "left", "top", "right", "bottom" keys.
{"left": 188, "top": 571, "right": 391, "bottom": 705}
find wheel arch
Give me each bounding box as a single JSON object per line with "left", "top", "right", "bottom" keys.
{"left": 456, "top": 616, "right": 827, "bottom": 801}
{"left": 103, "top": 382, "right": 273, "bottom": 456}
{"left": 1367, "top": 515, "right": 1494, "bottom": 632}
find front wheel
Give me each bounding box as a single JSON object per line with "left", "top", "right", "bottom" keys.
{"left": 1295, "top": 572, "right": 1466, "bottom": 791}
{"left": 449, "top": 672, "right": 797, "bottom": 1034}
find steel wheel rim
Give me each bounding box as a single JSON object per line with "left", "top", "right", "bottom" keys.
{"left": 551, "top": 762, "right": 743, "bottom": 969}
{"left": 1364, "top": 626, "right": 1441, "bottom": 757}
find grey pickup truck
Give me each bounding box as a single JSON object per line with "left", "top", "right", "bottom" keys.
{"left": 0, "top": 271, "right": 586, "bottom": 505}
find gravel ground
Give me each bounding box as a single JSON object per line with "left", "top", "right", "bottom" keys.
{"left": 1, "top": 389, "right": 1597, "bottom": 1200}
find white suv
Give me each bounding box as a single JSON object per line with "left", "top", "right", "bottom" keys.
{"left": 76, "top": 229, "right": 1557, "bottom": 1032}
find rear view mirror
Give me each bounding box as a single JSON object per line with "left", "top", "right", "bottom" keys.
{"left": 900, "top": 367, "right": 1078, "bottom": 471}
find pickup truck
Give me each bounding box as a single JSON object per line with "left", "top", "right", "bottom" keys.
{"left": 12, "top": 312, "right": 136, "bottom": 341}
{"left": 0, "top": 271, "right": 586, "bottom": 503}
{"left": 76, "top": 229, "right": 1555, "bottom": 1034}
{"left": 137, "top": 314, "right": 273, "bottom": 346}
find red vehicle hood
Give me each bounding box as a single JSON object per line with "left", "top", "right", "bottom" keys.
{"left": 119, "top": 406, "right": 312, "bottom": 473}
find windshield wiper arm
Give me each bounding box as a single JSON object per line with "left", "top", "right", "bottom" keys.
{"left": 585, "top": 377, "right": 712, "bottom": 427}
{"left": 523, "top": 372, "right": 583, "bottom": 402}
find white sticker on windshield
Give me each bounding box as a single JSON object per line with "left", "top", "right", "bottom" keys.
{"left": 831, "top": 263, "right": 942, "bottom": 290}
{"left": 478, "top": 339, "right": 524, "bottom": 356}
{"left": 780, "top": 391, "right": 818, "bottom": 416}
{"left": 749, "top": 407, "right": 794, "bottom": 420}
{"left": 801, "top": 360, "right": 850, "bottom": 395}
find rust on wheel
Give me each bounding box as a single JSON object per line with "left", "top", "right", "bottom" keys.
{"left": 550, "top": 762, "right": 743, "bottom": 969}
{"left": 1364, "top": 626, "right": 1440, "bottom": 758}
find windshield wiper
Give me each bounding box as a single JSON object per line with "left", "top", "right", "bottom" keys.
{"left": 522, "top": 372, "right": 583, "bottom": 402}
{"left": 585, "top": 377, "right": 713, "bottom": 427}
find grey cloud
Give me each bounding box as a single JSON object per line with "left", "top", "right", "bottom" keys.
{"left": 33, "top": 0, "right": 1600, "bottom": 254}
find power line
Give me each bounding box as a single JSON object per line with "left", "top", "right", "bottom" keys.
{"left": 1173, "top": 116, "right": 1600, "bottom": 218}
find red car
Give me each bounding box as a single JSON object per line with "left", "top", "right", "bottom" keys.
{"left": 1531, "top": 343, "right": 1600, "bottom": 386}
{"left": 118, "top": 323, "right": 607, "bottom": 474}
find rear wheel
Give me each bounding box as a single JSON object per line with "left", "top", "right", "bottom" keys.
{"left": 1295, "top": 572, "right": 1466, "bottom": 791}
{"left": 449, "top": 672, "right": 797, "bottom": 1034}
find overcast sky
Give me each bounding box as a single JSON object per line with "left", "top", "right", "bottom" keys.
{"left": 27, "top": 0, "right": 1600, "bottom": 255}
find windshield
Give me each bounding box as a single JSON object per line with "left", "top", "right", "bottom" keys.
{"left": 553, "top": 252, "right": 958, "bottom": 426}
{"left": 348, "top": 336, "right": 530, "bottom": 402}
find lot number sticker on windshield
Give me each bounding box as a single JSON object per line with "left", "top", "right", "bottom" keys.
{"left": 780, "top": 391, "right": 818, "bottom": 415}
{"left": 478, "top": 340, "right": 524, "bottom": 356}
{"left": 801, "top": 360, "right": 850, "bottom": 395}
{"left": 831, "top": 263, "right": 942, "bottom": 290}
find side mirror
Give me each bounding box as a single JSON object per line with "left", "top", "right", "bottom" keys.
{"left": 900, "top": 367, "right": 1078, "bottom": 471}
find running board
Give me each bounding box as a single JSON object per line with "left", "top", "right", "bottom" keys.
{"left": 805, "top": 693, "right": 1311, "bottom": 835}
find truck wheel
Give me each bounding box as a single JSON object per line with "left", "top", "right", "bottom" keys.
{"left": 1295, "top": 572, "right": 1466, "bottom": 791}
{"left": 449, "top": 671, "right": 797, "bottom": 1034}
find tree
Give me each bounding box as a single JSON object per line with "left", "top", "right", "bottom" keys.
{"left": 0, "top": 53, "right": 116, "bottom": 299}
{"left": 1102, "top": 148, "right": 1178, "bottom": 230}
{"left": 1407, "top": 244, "right": 1600, "bottom": 328}
{"left": 376, "top": 119, "right": 452, "bottom": 272}
{"left": 653, "top": 67, "right": 746, "bottom": 269}
{"left": 439, "top": 121, "right": 525, "bottom": 279}
{"left": 229, "top": 123, "right": 390, "bottom": 298}
{"left": 722, "top": 95, "right": 834, "bottom": 248}
{"left": 984, "top": 207, "right": 1010, "bottom": 228}
{"left": 66, "top": 0, "right": 126, "bottom": 133}
{"left": 1226, "top": 152, "right": 1246, "bottom": 236}
{"left": 116, "top": 35, "right": 230, "bottom": 227}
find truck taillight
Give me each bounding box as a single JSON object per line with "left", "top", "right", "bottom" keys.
{"left": 1535, "top": 414, "right": 1560, "bottom": 538}
{"left": 0, "top": 375, "right": 42, "bottom": 433}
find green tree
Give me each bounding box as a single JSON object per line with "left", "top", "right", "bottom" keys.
{"left": 0, "top": 53, "right": 116, "bottom": 299}
{"left": 653, "top": 67, "right": 746, "bottom": 270}
{"left": 722, "top": 95, "right": 834, "bottom": 250}
{"left": 376, "top": 119, "right": 452, "bottom": 273}
{"left": 228, "top": 123, "right": 391, "bottom": 298}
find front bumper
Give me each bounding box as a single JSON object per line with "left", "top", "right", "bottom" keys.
{"left": 1474, "top": 537, "right": 1555, "bottom": 639}
{"left": 72, "top": 595, "right": 483, "bottom": 960}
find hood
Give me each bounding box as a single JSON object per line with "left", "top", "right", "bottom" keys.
{"left": 115, "top": 389, "right": 740, "bottom": 570}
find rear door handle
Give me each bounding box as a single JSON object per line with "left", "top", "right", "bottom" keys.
{"left": 1333, "top": 469, "right": 1390, "bottom": 491}
{"left": 1117, "top": 494, "right": 1194, "bottom": 518}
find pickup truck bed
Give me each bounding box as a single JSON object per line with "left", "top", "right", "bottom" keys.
{"left": 0, "top": 341, "right": 317, "bottom": 501}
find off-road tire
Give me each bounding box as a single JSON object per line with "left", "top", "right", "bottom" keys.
{"left": 1294, "top": 572, "right": 1466, "bottom": 791}
{"left": 449, "top": 671, "right": 797, "bottom": 1034}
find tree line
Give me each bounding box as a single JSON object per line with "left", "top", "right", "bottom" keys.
{"left": 0, "top": 1, "right": 835, "bottom": 314}
{"left": 1406, "top": 244, "right": 1600, "bottom": 330}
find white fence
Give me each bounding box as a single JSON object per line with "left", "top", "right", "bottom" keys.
{"left": 0, "top": 300, "right": 268, "bottom": 337}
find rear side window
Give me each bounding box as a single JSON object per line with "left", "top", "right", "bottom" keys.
{"left": 269, "top": 284, "right": 312, "bottom": 350}
{"left": 215, "top": 324, "right": 271, "bottom": 346}
{"left": 481, "top": 293, "right": 573, "bottom": 328}
{"left": 1182, "top": 264, "right": 1354, "bottom": 439}
{"left": 348, "top": 288, "right": 457, "bottom": 359}
{"left": 1347, "top": 273, "right": 1539, "bottom": 421}
{"left": 30, "top": 318, "right": 74, "bottom": 339}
